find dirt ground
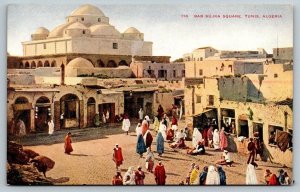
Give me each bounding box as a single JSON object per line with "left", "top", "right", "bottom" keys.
{"left": 10, "top": 119, "right": 293, "bottom": 185}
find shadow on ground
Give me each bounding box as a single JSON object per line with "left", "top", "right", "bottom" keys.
{"left": 8, "top": 123, "right": 137, "bottom": 146}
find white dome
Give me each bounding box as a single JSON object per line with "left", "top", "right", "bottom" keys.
{"left": 70, "top": 4, "right": 105, "bottom": 17}
{"left": 34, "top": 27, "right": 49, "bottom": 35}
{"left": 124, "top": 27, "right": 141, "bottom": 34}
{"left": 67, "top": 57, "right": 94, "bottom": 68}
{"left": 66, "top": 22, "right": 88, "bottom": 30}
{"left": 48, "top": 22, "right": 75, "bottom": 38}
{"left": 89, "top": 23, "right": 121, "bottom": 38}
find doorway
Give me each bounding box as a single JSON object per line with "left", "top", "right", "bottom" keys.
{"left": 87, "top": 97, "right": 96, "bottom": 127}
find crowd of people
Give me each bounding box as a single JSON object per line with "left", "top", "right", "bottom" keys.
{"left": 60, "top": 103, "right": 292, "bottom": 185}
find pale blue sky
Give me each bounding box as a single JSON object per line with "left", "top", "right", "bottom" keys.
{"left": 7, "top": 4, "right": 293, "bottom": 60}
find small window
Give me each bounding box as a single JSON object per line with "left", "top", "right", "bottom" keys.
{"left": 182, "top": 70, "right": 185, "bottom": 77}
{"left": 228, "top": 65, "right": 233, "bottom": 72}
{"left": 268, "top": 125, "right": 283, "bottom": 145}
{"left": 196, "top": 95, "right": 201, "bottom": 103}
{"left": 113, "top": 43, "right": 118, "bottom": 49}
{"left": 81, "top": 17, "right": 84, "bottom": 21}
{"left": 199, "top": 69, "right": 203, "bottom": 76}
{"left": 43, "top": 44, "right": 46, "bottom": 49}
{"left": 98, "top": 18, "right": 101, "bottom": 22}
{"left": 173, "top": 70, "right": 176, "bottom": 77}
{"left": 83, "top": 30, "right": 85, "bottom": 34}
{"left": 274, "top": 73, "right": 278, "bottom": 78}
{"left": 200, "top": 57, "right": 203, "bottom": 61}
{"left": 210, "top": 49, "right": 212, "bottom": 52}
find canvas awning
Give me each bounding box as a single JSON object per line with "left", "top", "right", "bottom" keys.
{"left": 186, "top": 109, "right": 213, "bottom": 117}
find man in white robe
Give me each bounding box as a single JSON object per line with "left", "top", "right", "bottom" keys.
{"left": 138, "top": 108, "right": 144, "bottom": 121}
{"left": 122, "top": 116, "right": 131, "bottom": 135}
{"left": 48, "top": 119, "right": 54, "bottom": 135}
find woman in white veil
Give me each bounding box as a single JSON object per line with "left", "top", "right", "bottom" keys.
{"left": 246, "top": 163, "right": 258, "bottom": 185}
{"left": 159, "top": 121, "right": 167, "bottom": 140}
{"left": 192, "top": 128, "right": 202, "bottom": 148}
{"left": 123, "top": 166, "right": 136, "bottom": 185}
{"left": 213, "top": 129, "right": 220, "bottom": 150}
{"left": 205, "top": 165, "right": 220, "bottom": 185}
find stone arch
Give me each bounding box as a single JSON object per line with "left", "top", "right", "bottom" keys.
{"left": 87, "top": 97, "right": 96, "bottom": 104}
{"left": 96, "top": 59, "right": 105, "bottom": 67}
{"left": 60, "top": 93, "right": 80, "bottom": 128}
{"left": 24, "top": 62, "right": 30, "bottom": 69}
{"left": 31, "top": 61, "right": 36, "bottom": 68}
{"left": 19, "top": 62, "right": 24, "bottom": 69}
{"left": 51, "top": 60, "right": 57, "bottom": 67}
{"left": 15, "top": 96, "right": 29, "bottom": 104}
{"left": 87, "top": 97, "right": 96, "bottom": 127}
{"left": 44, "top": 60, "right": 50, "bottom": 67}
{"left": 37, "top": 61, "right": 43, "bottom": 67}
{"left": 36, "top": 96, "right": 50, "bottom": 104}
{"left": 119, "top": 60, "right": 128, "bottom": 66}
{"left": 35, "top": 96, "right": 51, "bottom": 132}
{"left": 107, "top": 60, "right": 117, "bottom": 68}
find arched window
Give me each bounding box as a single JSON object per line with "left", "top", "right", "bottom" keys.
{"left": 24, "top": 62, "right": 30, "bottom": 69}
{"left": 51, "top": 60, "right": 57, "bottom": 67}
{"left": 44, "top": 60, "right": 50, "bottom": 67}
{"left": 31, "top": 61, "right": 36, "bottom": 68}
{"left": 107, "top": 60, "right": 117, "bottom": 68}
{"left": 37, "top": 61, "right": 43, "bottom": 67}
{"left": 15, "top": 97, "right": 29, "bottom": 104}
{"left": 118, "top": 60, "right": 128, "bottom": 66}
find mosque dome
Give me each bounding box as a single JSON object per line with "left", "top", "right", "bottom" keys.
{"left": 66, "top": 22, "right": 88, "bottom": 30}
{"left": 34, "top": 27, "right": 49, "bottom": 35}
{"left": 66, "top": 57, "right": 94, "bottom": 77}
{"left": 123, "top": 27, "right": 141, "bottom": 34}
{"left": 48, "top": 22, "right": 75, "bottom": 38}
{"left": 31, "top": 27, "right": 50, "bottom": 40}
{"left": 69, "top": 4, "right": 105, "bottom": 17}
{"left": 123, "top": 27, "right": 144, "bottom": 40}
{"left": 89, "top": 23, "right": 121, "bottom": 38}
{"left": 67, "top": 57, "right": 94, "bottom": 68}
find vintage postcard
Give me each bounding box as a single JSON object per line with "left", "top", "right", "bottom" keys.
{"left": 7, "top": 4, "right": 293, "bottom": 185}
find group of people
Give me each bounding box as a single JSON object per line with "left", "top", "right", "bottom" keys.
{"left": 264, "top": 168, "right": 292, "bottom": 185}
{"left": 111, "top": 142, "right": 166, "bottom": 185}
{"left": 185, "top": 163, "right": 227, "bottom": 185}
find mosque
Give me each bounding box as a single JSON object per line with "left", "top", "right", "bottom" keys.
{"left": 7, "top": 4, "right": 182, "bottom": 135}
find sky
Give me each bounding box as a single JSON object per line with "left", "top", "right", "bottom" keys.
{"left": 7, "top": 4, "right": 293, "bottom": 60}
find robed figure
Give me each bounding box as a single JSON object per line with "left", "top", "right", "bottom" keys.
{"left": 64, "top": 132, "right": 73, "bottom": 154}
{"left": 156, "top": 131, "right": 165, "bottom": 156}
{"left": 113, "top": 144, "right": 123, "bottom": 169}
{"left": 136, "top": 134, "right": 147, "bottom": 157}
{"left": 144, "top": 130, "right": 153, "bottom": 149}
{"left": 154, "top": 162, "right": 167, "bottom": 185}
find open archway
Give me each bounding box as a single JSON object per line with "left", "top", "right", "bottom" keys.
{"left": 51, "top": 60, "right": 57, "bottom": 67}
{"left": 37, "top": 61, "right": 43, "bottom": 68}
{"left": 60, "top": 94, "right": 80, "bottom": 128}
{"left": 87, "top": 97, "right": 96, "bottom": 127}
{"left": 107, "top": 60, "right": 117, "bottom": 68}
{"left": 24, "top": 62, "right": 30, "bottom": 69}
{"left": 31, "top": 61, "right": 36, "bottom": 68}
{"left": 96, "top": 59, "right": 105, "bottom": 67}
{"left": 14, "top": 96, "right": 31, "bottom": 134}
{"left": 44, "top": 60, "right": 50, "bottom": 67}
{"left": 118, "top": 60, "right": 128, "bottom": 66}
{"left": 35, "top": 96, "right": 51, "bottom": 133}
